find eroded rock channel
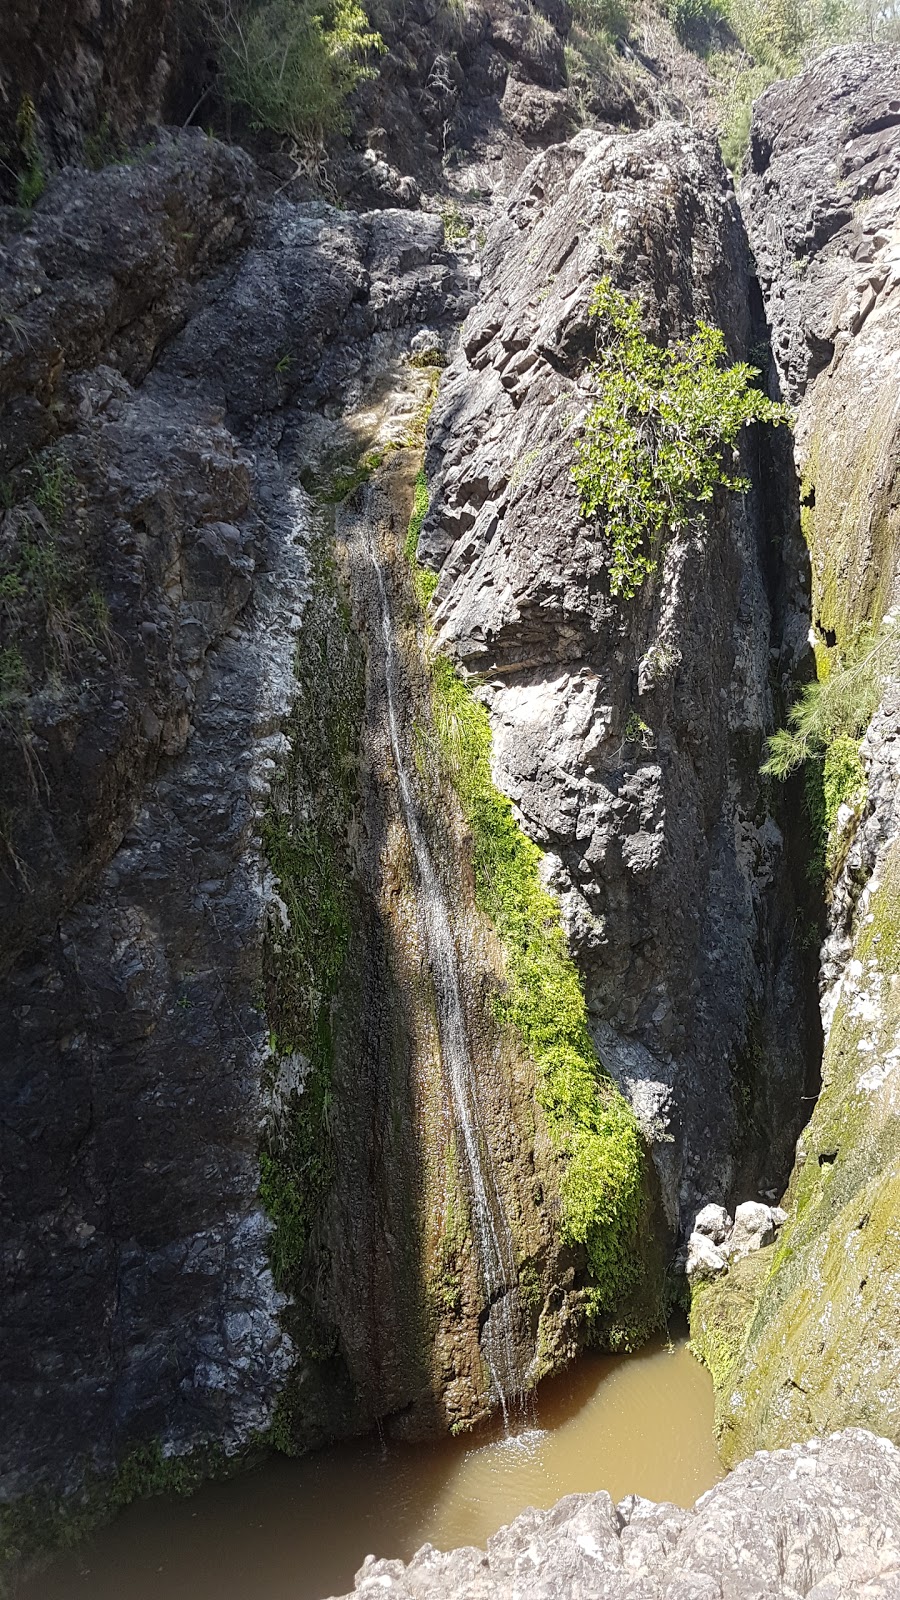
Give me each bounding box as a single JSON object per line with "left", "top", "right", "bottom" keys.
{"left": 1, "top": 9, "right": 900, "bottom": 1597}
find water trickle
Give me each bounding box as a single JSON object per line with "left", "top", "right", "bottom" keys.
{"left": 367, "top": 526, "right": 525, "bottom": 1419}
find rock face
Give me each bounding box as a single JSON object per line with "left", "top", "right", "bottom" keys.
{"left": 332, "top": 1429, "right": 900, "bottom": 1600}
{"left": 0, "top": 132, "right": 482, "bottom": 1528}
{"left": 416, "top": 121, "right": 816, "bottom": 1230}
{"left": 692, "top": 48, "right": 900, "bottom": 1462}
{"left": 0, "top": 0, "right": 182, "bottom": 202}
{"left": 742, "top": 46, "right": 900, "bottom": 645}
{"left": 6, "top": 8, "right": 900, "bottom": 1584}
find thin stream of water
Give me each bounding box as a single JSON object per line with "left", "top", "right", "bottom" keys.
{"left": 367, "top": 528, "right": 524, "bottom": 1417}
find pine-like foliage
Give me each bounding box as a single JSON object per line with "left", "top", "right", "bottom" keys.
{"left": 762, "top": 618, "right": 900, "bottom": 779}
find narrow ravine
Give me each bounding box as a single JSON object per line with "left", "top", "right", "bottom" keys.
{"left": 366, "top": 520, "right": 526, "bottom": 1419}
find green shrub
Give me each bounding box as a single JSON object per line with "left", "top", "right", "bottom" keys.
{"left": 440, "top": 202, "right": 470, "bottom": 244}
{"left": 15, "top": 96, "right": 45, "bottom": 210}
{"left": 763, "top": 620, "right": 900, "bottom": 881}
{"left": 212, "top": 0, "right": 384, "bottom": 146}
{"left": 572, "top": 277, "right": 792, "bottom": 598}
{"left": 570, "top": 0, "right": 630, "bottom": 37}
{"left": 0, "top": 453, "right": 112, "bottom": 690}
{"left": 0, "top": 646, "right": 25, "bottom": 707}
{"left": 667, "top": 0, "right": 727, "bottom": 46}
{"left": 762, "top": 619, "right": 899, "bottom": 780}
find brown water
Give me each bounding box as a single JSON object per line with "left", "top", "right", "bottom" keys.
{"left": 31, "top": 1334, "right": 722, "bottom": 1600}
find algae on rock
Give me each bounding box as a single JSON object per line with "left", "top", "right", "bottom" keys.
{"left": 406, "top": 465, "right": 666, "bottom": 1352}
{"left": 693, "top": 49, "right": 900, "bottom": 1459}
{"left": 708, "top": 845, "right": 900, "bottom": 1461}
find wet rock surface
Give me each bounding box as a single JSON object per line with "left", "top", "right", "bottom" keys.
{"left": 333, "top": 1430, "right": 900, "bottom": 1600}
{"left": 694, "top": 48, "right": 900, "bottom": 1462}
{"left": 417, "top": 121, "right": 815, "bottom": 1229}
{"left": 0, "top": 133, "right": 475, "bottom": 1505}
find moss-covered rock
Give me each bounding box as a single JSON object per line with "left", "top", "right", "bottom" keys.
{"left": 705, "top": 844, "right": 900, "bottom": 1462}
{"left": 689, "top": 1250, "right": 769, "bottom": 1395}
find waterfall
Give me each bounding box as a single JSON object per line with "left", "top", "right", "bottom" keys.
{"left": 367, "top": 527, "right": 524, "bottom": 1422}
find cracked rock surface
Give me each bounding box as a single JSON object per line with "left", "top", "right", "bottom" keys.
{"left": 416, "top": 121, "right": 815, "bottom": 1229}
{"left": 333, "top": 1430, "right": 900, "bottom": 1600}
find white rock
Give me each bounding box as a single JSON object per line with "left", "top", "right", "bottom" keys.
{"left": 693, "top": 1203, "right": 732, "bottom": 1244}
{"left": 685, "top": 1231, "right": 729, "bottom": 1280}
{"left": 730, "top": 1201, "right": 776, "bottom": 1260}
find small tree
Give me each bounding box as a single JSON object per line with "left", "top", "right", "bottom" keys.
{"left": 209, "top": 0, "right": 384, "bottom": 149}
{"left": 572, "top": 277, "right": 792, "bottom": 597}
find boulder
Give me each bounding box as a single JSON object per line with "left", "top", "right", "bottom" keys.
{"left": 692, "top": 1204, "right": 731, "bottom": 1244}
{"left": 333, "top": 1431, "right": 900, "bottom": 1600}
{"left": 729, "top": 1201, "right": 777, "bottom": 1259}
{"left": 685, "top": 1233, "right": 729, "bottom": 1281}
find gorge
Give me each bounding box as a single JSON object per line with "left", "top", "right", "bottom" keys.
{"left": 1, "top": 3, "right": 899, "bottom": 1596}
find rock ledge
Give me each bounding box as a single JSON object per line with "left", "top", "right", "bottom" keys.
{"left": 333, "top": 1430, "right": 900, "bottom": 1599}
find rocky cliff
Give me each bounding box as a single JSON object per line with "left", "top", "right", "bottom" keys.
{"left": 690, "top": 47, "right": 900, "bottom": 1460}
{"left": 3, "top": 0, "right": 900, "bottom": 1585}
{"left": 0, "top": 131, "right": 496, "bottom": 1559}
{"left": 416, "top": 119, "right": 816, "bottom": 1231}
{"left": 333, "top": 1429, "right": 900, "bottom": 1600}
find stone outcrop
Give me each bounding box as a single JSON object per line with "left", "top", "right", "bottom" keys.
{"left": 685, "top": 1201, "right": 787, "bottom": 1280}
{"left": 692, "top": 47, "right": 900, "bottom": 1461}
{"left": 332, "top": 1429, "right": 900, "bottom": 1600}
{"left": 0, "top": 131, "right": 483, "bottom": 1534}
{"left": 415, "top": 121, "right": 816, "bottom": 1231}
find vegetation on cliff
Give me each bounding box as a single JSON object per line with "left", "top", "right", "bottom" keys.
{"left": 207, "top": 0, "right": 384, "bottom": 146}
{"left": 572, "top": 278, "right": 791, "bottom": 598}
{"left": 763, "top": 617, "right": 898, "bottom": 878}
{"left": 258, "top": 519, "right": 364, "bottom": 1439}
{"left": 406, "top": 478, "right": 654, "bottom": 1333}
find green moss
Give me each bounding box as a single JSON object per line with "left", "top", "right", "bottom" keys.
{"left": 823, "top": 734, "right": 866, "bottom": 877}
{"left": 426, "top": 653, "right": 648, "bottom": 1316}
{"left": 859, "top": 842, "right": 900, "bottom": 973}
{"left": 802, "top": 403, "right": 898, "bottom": 652}
{"left": 404, "top": 469, "right": 439, "bottom": 609}
{"left": 258, "top": 522, "right": 364, "bottom": 1442}
{"left": 404, "top": 390, "right": 437, "bottom": 452}
{"left": 689, "top": 1250, "right": 769, "bottom": 1391}
{"left": 710, "top": 843, "right": 900, "bottom": 1461}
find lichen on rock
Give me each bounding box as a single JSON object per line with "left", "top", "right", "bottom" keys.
{"left": 693, "top": 48, "right": 900, "bottom": 1458}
